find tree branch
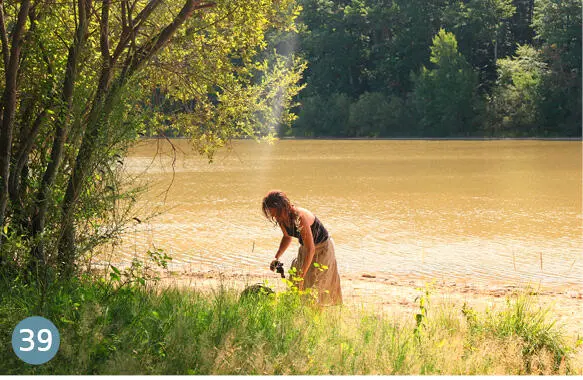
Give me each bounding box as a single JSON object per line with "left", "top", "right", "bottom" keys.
{"left": 121, "top": 0, "right": 127, "bottom": 32}
{"left": 125, "top": 1, "right": 216, "bottom": 79}
{"left": 111, "top": 0, "right": 161, "bottom": 63}
{"left": 57, "top": 0, "right": 215, "bottom": 271}
{"left": 0, "top": 0, "right": 9, "bottom": 71}
{"left": 100, "top": 0, "right": 111, "bottom": 62}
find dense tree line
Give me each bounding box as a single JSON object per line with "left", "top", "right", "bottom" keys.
{"left": 288, "top": 0, "right": 582, "bottom": 137}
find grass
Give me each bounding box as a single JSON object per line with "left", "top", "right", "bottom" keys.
{"left": 0, "top": 274, "right": 580, "bottom": 375}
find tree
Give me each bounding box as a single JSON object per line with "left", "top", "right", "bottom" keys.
{"left": 293, "top": 93, "right": 351, "bottom": 136}
{"left": 532, "top": 0, "right": 582, "bottom": 135}
{"left": 372, "top": 0, "right": 447, "bottom": 97}
{"left": 0, "top": 0, "right": 304, "bottom": 278}
{"left": 443, "top": 0, "right": 516, "bottom": 89}
{"left": 0, "top": 0, "right": 32, "bottom": 248}
{"left": 297, "top": 0, "right": 370, "bottom": 98}
{"left": 412, "top": 29, "right": 480, "bottom": 136}
{"left": 510, "top": 0, "right": 536, "bottom": 46}
{"left": 488, "top": 45, "right": 548, "bottom": 135}
{"left": 287, "top": 0, "right": 578, "bottom": 137}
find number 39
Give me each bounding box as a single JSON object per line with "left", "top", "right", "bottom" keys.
{"left": 19, "top": 329, "right": 52, "bottom": 352}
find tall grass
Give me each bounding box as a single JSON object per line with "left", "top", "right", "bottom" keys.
{"left": 0, "top": 275, "right": 580, "bottom": 375}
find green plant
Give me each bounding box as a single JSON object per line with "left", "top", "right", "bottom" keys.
{"left": 103, "top": 249, "right": 173, "bottom": 300}
{"left": 463, "top": 295, "right": 571, "bottom": 373}
{"left": 413, "top": 283, "right": 433, "bottom": 340}
{"left": 1, "top": 276, "right": 579, "bottom": 375}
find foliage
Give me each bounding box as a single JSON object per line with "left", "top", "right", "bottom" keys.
{"left": 347, "top": 92, "right": 391, "bottom": 137}
{"left": 487, "top": 45, "right": 548, "bottom": 135}
{"left": 288, "top": 0, "right": 581, "bottom": 137}
{"left": 442, "top": 0, "right": 516, "bottom": 87}
{"left": 140, "top": 0, "right": 306, "bottom": 157}
{"left": 293, "top": 93, "right": 351, "bottom": 136}
{"left": 107, "top": 248, "right": 173, "bottom": 289}
{"left": 0, "top": 0, "right": 305, "bottom": 279}
{"left": 292, "top": 91, "right": 413, "bottom": 137}
{"left": 0, "top": 278, "right": 579, "bottom": 375}
{"left": 462, "top": 295, "right": 573, "bottom": 373}
{"left": 412, "top": 29, "right": 480, "bottom": 137}
{"left": 531, "top": 0, "right": 582, "bottom": 136}
{"left": 413, "top": 283, "right": 432, "bottom": 340}
{"left": 297, "top": 0, "right": 371, "bottom": 98}
{"left": 532, "top": 0, "right": 582, "bottom": 70}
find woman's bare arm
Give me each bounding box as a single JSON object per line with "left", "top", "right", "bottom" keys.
{"left": 275, "top": 224, "right": 292, "bottom": 259}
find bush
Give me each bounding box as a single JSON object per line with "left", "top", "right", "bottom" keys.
{"left": 462, "top": 295, "right": 571, "bottom": 373}
{"left": 346, "top": 92, "right": 390, "bottom": 137}
{"left": 293, "top": 93, "right": 351, "bottom": 136}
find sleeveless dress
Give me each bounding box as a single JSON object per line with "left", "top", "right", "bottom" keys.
{"left": 284, "top": 215, "right": 343, "bottom": 305}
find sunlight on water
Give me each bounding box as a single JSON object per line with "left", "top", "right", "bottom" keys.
{"left": 113, "top": 139, "right": 582, "bottom": 289}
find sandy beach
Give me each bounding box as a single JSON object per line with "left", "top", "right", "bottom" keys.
{"left": 157, "top": 269, "right": 583, "bottom": 340}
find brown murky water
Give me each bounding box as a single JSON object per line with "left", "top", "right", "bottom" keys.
{"left": 113, "top": 139, "right": 582, "bottom": 288}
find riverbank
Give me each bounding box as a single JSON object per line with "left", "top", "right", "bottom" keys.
{"left": 1, "top": 269, "right": 581, "bottom": 375}
{"left": 139, "top": 136, "right": 582, "bottom": 141}
{"left": 160, "top": 269, "right": 583, "bottom": 372}
{"left": 158, "top": 269, "right": 583, "bottom": 338}
{"left": 280, "top": 136, "right": 583, "bottom": 141}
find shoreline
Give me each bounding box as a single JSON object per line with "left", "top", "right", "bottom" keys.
{"left": 137, "top": 136, "right": 582, "bottom": 142}
{"left": 155, "top": 269, "right": 583, "bottom": 338}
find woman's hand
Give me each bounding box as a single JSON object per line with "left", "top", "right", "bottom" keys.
{"left": 269, "top": 260, "right": 279, "bottom": 272}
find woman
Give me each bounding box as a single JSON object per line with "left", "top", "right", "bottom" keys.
{"left": 262, "top": 190, "right": 342, "bottom": 305}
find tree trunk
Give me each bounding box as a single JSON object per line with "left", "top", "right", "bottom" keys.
{"left": 57, "top": 73, "right": 113, "bottom": 276}
{"left": 0, "top": 0, "right": 31, "bottom": 244}
{"left": 57, "top": 0, "right": 115, "bottom": 277}
{"left": 29, "top": 0, "right": 90, "bottom": 271}
{"left": 9, "top": 6, "right": 57, "bottom": 232}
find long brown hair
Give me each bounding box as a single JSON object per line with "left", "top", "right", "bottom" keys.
{"left": 262, "top": 190, "right": 297, "bottom": 227}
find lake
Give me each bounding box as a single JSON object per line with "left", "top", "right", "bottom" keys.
{"left": 116, "top": 139, "right": 582, "bottom": 289}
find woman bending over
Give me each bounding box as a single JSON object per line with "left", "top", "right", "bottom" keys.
{"left": 262, "top": 190, "right": 342, "bottom": 305}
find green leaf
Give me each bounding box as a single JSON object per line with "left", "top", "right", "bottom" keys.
{"left": 60, "top": 316, "right": 74, "bottom": 324}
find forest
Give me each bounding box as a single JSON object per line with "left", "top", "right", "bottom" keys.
{"left": 287, "top": 0, "right": 582, "bottom": 137}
